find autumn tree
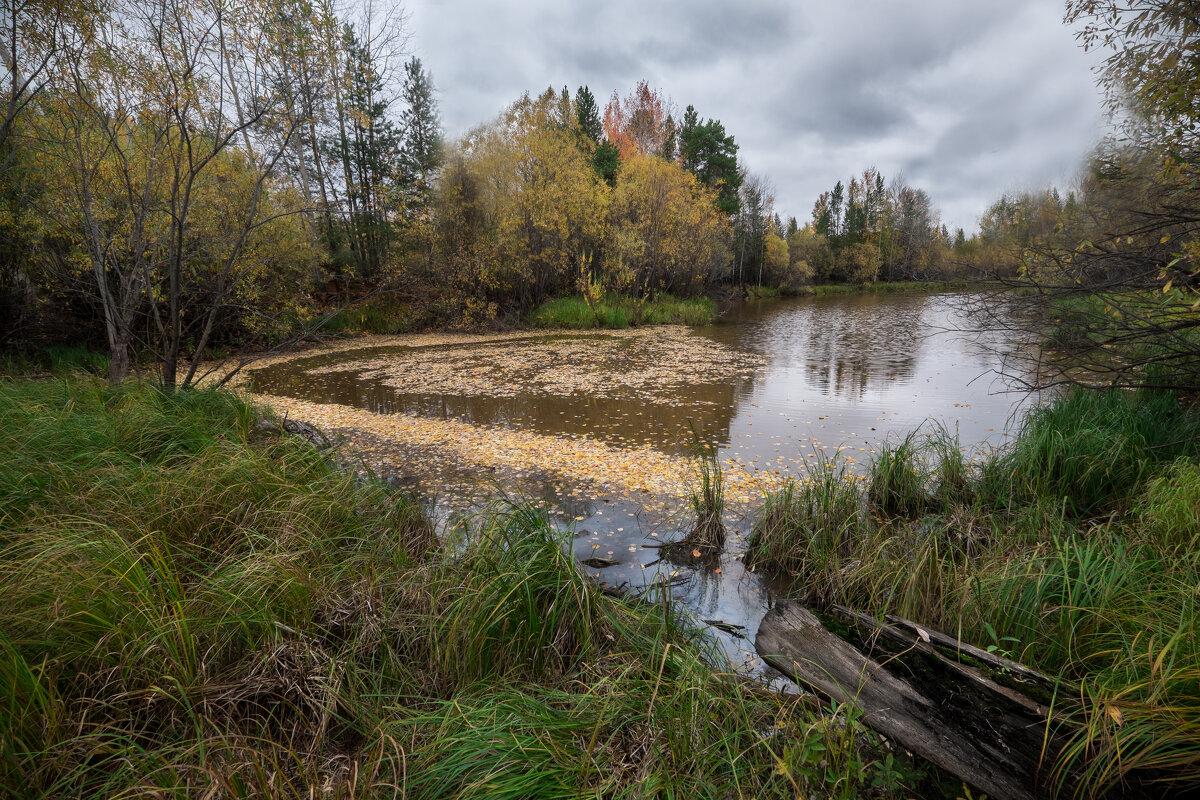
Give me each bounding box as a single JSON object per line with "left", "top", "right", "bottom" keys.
{"left": 1067, "top": 0, "right": 1200, "bottom": 162}
{"left": 434, "top": 89, "right": 608, "bottom": 312}
{"left": 603, "top": 81, "right": 672, "bottom": 160}
{"left": 607, "top": 153, "right": 727, "bottom": 295}
{"left": 969, "top": 1, "right": 1200, "bottom": 393}
{"left": 32, "top": 0, "right": 319, "bottom": 387}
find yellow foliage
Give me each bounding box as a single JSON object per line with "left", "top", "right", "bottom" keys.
{"left": 607, "top": 153, "right": 729, "bottom": 296}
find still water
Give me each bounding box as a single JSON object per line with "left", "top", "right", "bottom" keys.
{"left": 248, "top": 292, "right": 1031, "bottom": 674}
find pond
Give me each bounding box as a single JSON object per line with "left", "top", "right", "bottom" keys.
{"left": 245, "top": 291, "right": 1033, "bottom": 675}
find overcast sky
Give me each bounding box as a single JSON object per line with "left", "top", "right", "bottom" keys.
{"left": 403, "top": 0, "right": 1108, "bottom": 233}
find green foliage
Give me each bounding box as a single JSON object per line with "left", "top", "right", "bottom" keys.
{"left": 319, "top": 296, "right": 415, "bottom": 335}
{"left": 748, "top": 389, "right": 1200, "bottom": 794}
{"left": 526, "top": 293, "right": 716, "bottom": 329}
{"left": 983, "top": 389, "right": 1200, "bottom": 515}
{"left": 867, "top": 431, "right": 927, "bottom": 516}
{"left": 678, "top": 104, "right": 742, "bottom": 216}
{"left": 1137, "top": 459, "right": 1200, "bottom": 551}
{"left": 745, "top": 457, "right": 867, "bottom": 581}
{"left": 397, "top": 56, "right": 444, "bottom": 226}
{"left": 574, "top": 85, "right": 603, "bottom": 143}
{"left": 683, "top": 436, "right": 726, "bottom": 552}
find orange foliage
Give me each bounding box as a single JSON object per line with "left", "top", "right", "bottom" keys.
{"left": 603, "top": 80, "right": 669, "bottom": 160}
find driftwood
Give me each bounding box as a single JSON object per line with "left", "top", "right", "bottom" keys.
{"left": 756, "top": 600, "right": 1075, "bottom": 800}
{"left": 254, "top": 416, "right": 333, "bottom": 448}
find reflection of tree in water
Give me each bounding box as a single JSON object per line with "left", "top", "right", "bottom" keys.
{"left": 785, "top": 296, "right": 923, "bottom": 400}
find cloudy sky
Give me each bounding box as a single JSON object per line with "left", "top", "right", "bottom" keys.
{"left": 403, "top": 0, "right": 1108, "bottom": 233}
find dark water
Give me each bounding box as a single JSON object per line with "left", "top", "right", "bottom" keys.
{"left": 249, "top": 292, "right": 1031, "bottom": 674}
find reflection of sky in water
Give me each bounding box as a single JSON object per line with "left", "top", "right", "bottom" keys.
{"left": 250, "top": 293, "right": 1031, "bottom": 466}
{"left": 248, "top": 292, "right": 1034, "bottom": 681}
{"left": 700, "top": 293, "right": 1029, "bottom": 468}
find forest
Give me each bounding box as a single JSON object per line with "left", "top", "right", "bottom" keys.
{"left": 1, "top": 0, "right": 1013, "bottom": 387}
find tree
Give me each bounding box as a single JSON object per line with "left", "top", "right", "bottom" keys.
{"left": 398, "top": 56, "right": 442, "bottom": 214}
{"left": 0, "top": 0, "right": 95, "bottom": 158}
{"left": 835, "top": 241, "right": 881, "bottom": 285}
{"left": 322, "top": 23, "right": 402, "bottom": 281}
{"left": 603, "top": 80, "right": 671, "bottom": 160}
{"left": 607, "top": 153, "right": 727, "bottom": 295}
{"left": 734, "top": 170, "right": 772, "bottom": 286}
{"left": 574, "top": 85, "right": 618, "bottom": 185}
{"left": 434, "top": 89, "right": 608, "bottom": 310}
{"left": 974, "top": 2, "right": 1200, "bottom": 393}
{"left": 1067, "top": 1, "right": 1200, "bottom": 162}
{"left": 677, "top": 104, "right": 741, "bottom": 216}
{"left": 574, "top": 85, "right": 602, "bottom": 143}
{"left": 36, "top": 0, "right": 317, "bottom": 388}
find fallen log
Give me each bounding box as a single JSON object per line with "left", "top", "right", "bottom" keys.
{"left": 254, "top": 416, "right": 333, "bottom": 448}
{"left": 756, "top": 600, "right": 1075, "bottom": 800}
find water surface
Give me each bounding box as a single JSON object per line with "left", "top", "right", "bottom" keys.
{"left": 248, "top": 292, "right": 1031, "bottom": 675}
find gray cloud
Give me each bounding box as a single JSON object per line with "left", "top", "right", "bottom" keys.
{"left": 406, "top": 0, "right": 1107, "bottom": 231}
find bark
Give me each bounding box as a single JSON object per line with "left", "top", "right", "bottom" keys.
{"left": 756, "top": 600, "right": 1074, "bottom": 800}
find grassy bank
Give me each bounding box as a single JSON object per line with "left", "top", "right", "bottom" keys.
{"left": 526, "top": 293, "right": 717, "bottom": 329}
{"left": 746, "top": 390, "right": 1200, "bottom": 795}
{"left": 0, "top": 376, "right": 924, "bottom": 799}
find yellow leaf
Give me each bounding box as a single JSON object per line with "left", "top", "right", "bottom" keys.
{"left": 1160, "top": 234, "right": 1171, "bottom": 244}
{"left": 1108, "top": 705, "right": 1124, "bottom": 726}
{"left": 1163, "top": 280, "right": 1173, "bottom": 293}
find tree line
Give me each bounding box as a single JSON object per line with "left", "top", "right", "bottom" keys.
{"left": 0, "top": 0, "right": 990, "bottom": 387}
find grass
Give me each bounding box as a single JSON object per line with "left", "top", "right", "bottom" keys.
{"left": 0, "top": 343, "right": 111, "bottom": 376}
{"left": 0, "top": 374, "right": 922, "bottom": 798}
{"left": 526, "top": 293, "right": 717, "bottom": 329}
{"left": 746, "top": 388, "right": 1200, "bottom": 795}
{"left": 316, "top": 296, "right": 416, "bottom": 335}
{"left": 664, "top": 437, "right": 727, "bottom": 556}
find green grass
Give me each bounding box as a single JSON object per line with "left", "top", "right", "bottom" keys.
{"left": 316, "top": 296, "right": 416, "bottom": 335}
{"left": 526, "top": 293, "right": 717, "bottom": 329}
{"left": 747, "top": 388, "right": 1200, "bottom": 795}
{"left": 0, "top": 343, "right": 111, "bottom": 377}
{"left": 981, "top": 388, "right": 1200, "bottom": 515}
{"left": 0, "top": 375, "right": 920, "bottom": 799}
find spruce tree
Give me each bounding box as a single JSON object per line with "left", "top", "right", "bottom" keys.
{"left": 399, "top": 56, "right": 443, "bottom": 214}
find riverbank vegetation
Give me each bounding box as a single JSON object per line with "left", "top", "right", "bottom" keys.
{"left": 746, "top": 389, "right": 1200, "bottom": 795}
{"left": 0, "top": 374, "right": 928, "bottom": 799}
{"left": 526, "top": 293, "right": 716, "bottom": 329}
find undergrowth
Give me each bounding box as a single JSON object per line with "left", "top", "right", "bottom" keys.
{"left": 0, "top": 375, "right": 917, "bottom": 799}
{"left": 745, "top": 388, "right": 1200, "bottom": 796}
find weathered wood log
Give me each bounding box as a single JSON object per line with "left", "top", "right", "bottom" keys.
{"left": 756, "top": 600, "right": 1075, "bottom": 800}
{"left": 255, "top": 416, "right": 333, "bottom": 448}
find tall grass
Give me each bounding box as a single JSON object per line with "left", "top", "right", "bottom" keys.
{"left": 748, "top": 388, "right": 1200, "bottom": 795}
{"left": 0, "top": 375, "right": 918, "bottom": 798}
{"left": 526, "top": 293, "right": 717, "bottom": 329}
{"left": 981, "top": 388, "right": 1200, "bottom": 515}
